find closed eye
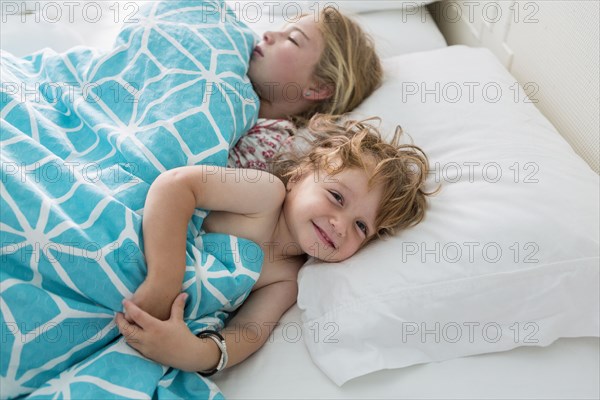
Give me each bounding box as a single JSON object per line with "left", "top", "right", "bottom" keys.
{"left": 288, "top": 37, "right": 299, "bottom": 46}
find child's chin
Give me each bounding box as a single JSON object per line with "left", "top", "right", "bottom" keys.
{"left": 306, "top": 245, "right": 340, "bottom": 262}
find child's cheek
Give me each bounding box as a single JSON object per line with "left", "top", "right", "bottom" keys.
{"left": 279, "top": 49, "right": 303, "bottom": 72}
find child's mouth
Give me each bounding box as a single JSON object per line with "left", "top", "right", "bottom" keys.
{"left": 313, "top": 222, "right": 335, "bottom": 249}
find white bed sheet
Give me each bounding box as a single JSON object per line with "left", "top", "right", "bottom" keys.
{"left": 214, "top": 305, "right": 600, "bottom": 399}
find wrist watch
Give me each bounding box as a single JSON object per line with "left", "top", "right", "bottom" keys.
{"left": 197, "top": 330, "right": 228, "bottom": 377}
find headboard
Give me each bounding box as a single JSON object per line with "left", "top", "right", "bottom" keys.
{"left": 428, "top": 0, "right": 599, "bottom": 174}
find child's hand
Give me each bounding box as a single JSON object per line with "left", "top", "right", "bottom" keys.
{"left": 128, "top": 279, "right": 179, "bottom": 322}
{"left": 116, "top": 293, "right": 201, "bottom": 371}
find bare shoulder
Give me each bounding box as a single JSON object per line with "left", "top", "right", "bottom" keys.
{"left": 202, "top": 169, "right": 286, "bottom": 245}
{"left": 158, "top": 166, "right": 286, "bottom": 216}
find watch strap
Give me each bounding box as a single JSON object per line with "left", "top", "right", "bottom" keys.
{"left": 197, "top": 329, "right": 228, "bottom": 377}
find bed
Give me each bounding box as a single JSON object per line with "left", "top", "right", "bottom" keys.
{"left": 1, "top": 1, "right": 598, "bottom": 399}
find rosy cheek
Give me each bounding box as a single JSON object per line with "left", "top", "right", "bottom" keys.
{"left": 276, "top": 44, "right": 304, "bottom": 64}
{"left": 280, "top": 53, "right": 301, "bottom": 68}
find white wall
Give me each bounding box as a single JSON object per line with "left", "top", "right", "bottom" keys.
{"left": 430, "top": 0, "right": 599, "bottom": 173}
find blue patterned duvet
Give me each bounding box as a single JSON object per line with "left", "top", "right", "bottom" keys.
{"left": 0, "top": 1, "right": 261, "bottom": 398}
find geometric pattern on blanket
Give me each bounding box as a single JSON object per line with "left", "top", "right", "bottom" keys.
{"left": 0, "top": 1, "right": 261, "bottom": 398}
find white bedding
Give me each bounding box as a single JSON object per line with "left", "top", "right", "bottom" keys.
{"left": 0, "top": 2, "right": 446, "bottom": 58}
{"left": 2, "top": 2, "right": 598, "bottom": 399}
{"left": 214, "top": 305, "right": 599, "bottom": 399}
{"left": 213, "top": 42, "right": 600, "bottom": 398}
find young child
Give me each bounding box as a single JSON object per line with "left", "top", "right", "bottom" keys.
{"left": 115, "top": 114, "right": 433, "bottom": 373}
{"left": 229, "top": 6, "right": 382, "bottom": 169}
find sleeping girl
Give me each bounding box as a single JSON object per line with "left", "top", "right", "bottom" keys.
{"left": 115, "top": 114, "right": 433, "bottom": 374}
{"left": 229, "top": 6, "right": 382, "bottom": 170}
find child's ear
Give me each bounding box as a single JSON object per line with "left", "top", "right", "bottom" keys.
{"left": 304, "top": 82, "right": 333, "bottom": 101}
{"left": 286, "top": 171, "right": 301, "bottom": 191}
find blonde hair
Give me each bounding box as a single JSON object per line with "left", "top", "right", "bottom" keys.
{"left": 293, "top": 7, "right": 382, "bottom": 125}
{"left": 273, "top": 114, "right": 435, "bottom": 241}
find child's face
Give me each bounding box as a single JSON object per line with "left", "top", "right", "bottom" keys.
{"left": 248, "top": 16, "right": 324, "bottom": 103}
{"left": 283, "top": 162, "right": 383, "bottom": 262}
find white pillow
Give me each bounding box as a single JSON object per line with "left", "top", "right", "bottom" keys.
{"left": 353, "top": 8, "right": 446, "bottom": 58}
{"left": 226, "top": 1, "right": 446, "bottom": 58}
{"left": 316, "top": 0, "right": 437, "bottom": 14}
{"left": 227, "top": 1, "right": 436, "bottom": 18}
{"left": 297, "top": 45, "right": 600, "bottom": 386}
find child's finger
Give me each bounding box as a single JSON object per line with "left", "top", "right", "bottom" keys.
{"left": 123, "top": 309, "right": 134, "bottom": 323}
{"left": 115, "top": 312, "right": 142, "bottom": 343}
{"left": 169, "top": 293, "right": 188, "bottom": 321}
{"left": 122, "top": 299, "right": 154, "bottom": 329}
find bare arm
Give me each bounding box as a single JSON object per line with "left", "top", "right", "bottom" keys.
{"left": 117, "top": 278, "right": 299, "bottom": 372}
{"left": 133, "top": 166, "right": 286, "bottom": 320}
{"left": 219, "top": 279, "right": 299, "bottom": 368}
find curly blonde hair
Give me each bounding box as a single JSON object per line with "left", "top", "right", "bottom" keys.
{"left": 293, "top": 7, "right": 382, "bottom": 125}
{"left": 272, "top": 114, "right": 435, "bottom": 241}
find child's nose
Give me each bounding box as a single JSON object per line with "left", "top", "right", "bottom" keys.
{"left": 263, "top": 31, "right": 275, "bottom": 45}
{"left": 330, "top": 217, "right": 347, "bottom": 238}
